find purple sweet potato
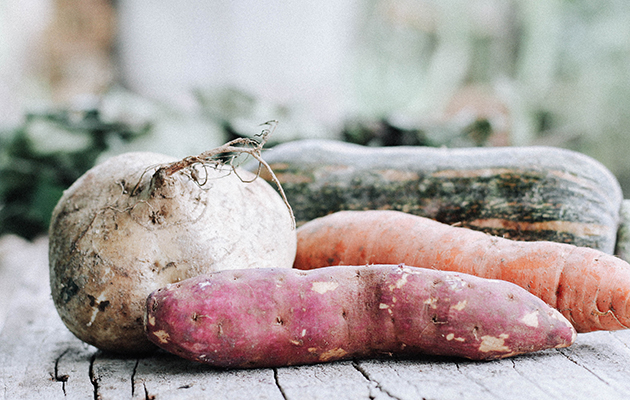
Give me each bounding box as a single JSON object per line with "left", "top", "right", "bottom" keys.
{"left": 144, "top": 264, "right": 576, "bottom": 368}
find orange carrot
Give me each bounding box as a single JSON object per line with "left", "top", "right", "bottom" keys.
{"left": 294, "top": 210, "right": 630, "bottom": 333}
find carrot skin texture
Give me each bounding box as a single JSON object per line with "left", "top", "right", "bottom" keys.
{"left": 294, "top": 210, "right": 630, "bottom": 333}
{"left": 145, "top": 265, "right": 575, "bottom": 368}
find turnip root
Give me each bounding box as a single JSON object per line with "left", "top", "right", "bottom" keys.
{"left": 145, "top": 264, "right": 576, "bottom": 368}
{"left": 49, "top": 123, "right": 296, "bottom": 354}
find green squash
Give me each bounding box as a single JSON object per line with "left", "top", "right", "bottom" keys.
{"left": 252, "top": 140, "right": 623, "bottom": 253}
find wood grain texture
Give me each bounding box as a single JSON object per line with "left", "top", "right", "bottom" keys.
{"left": 2, "top": 236, "right": 630, "bottom": 399}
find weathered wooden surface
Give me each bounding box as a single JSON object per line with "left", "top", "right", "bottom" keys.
{"left": 2, "top": 235, "right": 630, "bottom": 399}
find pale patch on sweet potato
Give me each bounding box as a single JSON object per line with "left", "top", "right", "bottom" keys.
{"left": 445, "top": 276, "right": 467, "bottom": 291}
{"left": 152, "top": 330, "right": 171, "bottom": 344}
{"left": 380, "top": 303, "right": 394, "bottom": 315}
{"left": 190, "top": 343, "right": 206, "bottom": 353}
{"left": 479, "top": 334, "right": 511, "bottom": 353}
{"left": 389, "top": 272, "right": 409, "bottom": 290}
{"left": 423, "top": 297, "right": 438, "bottom": 309}
{"left": 445, "top": 333, "right": 466, "bottom": 342}
{"left": 311, "top": 281, "right": 339, "bottom": 294}
{"left": 555, "top": 340, "right": 572, "bottom": 348}
{"left": 319, "top": 348, "right": 348, "bottom": 362}
{"left": 450, "top": 300, "right": 467, "bottom": 311}
{"left": 521, "top": 311, "right": 540, "bottom": 327}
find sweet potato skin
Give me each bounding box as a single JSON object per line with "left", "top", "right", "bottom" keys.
{"left": 145, "top": 265, "right": 576, "bottom": 368}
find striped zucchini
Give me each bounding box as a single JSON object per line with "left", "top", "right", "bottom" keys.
{"left": 252, "top": 140, "right": 623, "bottom": 253}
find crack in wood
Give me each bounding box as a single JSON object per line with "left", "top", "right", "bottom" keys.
{"left": 144, "top": 382, "right": 156, "bottom": 400}
{"left": 558, "top": 348, "right": 612, "bottom": 386}
{"left": 131, "top": 358, "right": 140, "bottom": 398}
{"left": 454, "top": 362, "right": 502, "bottom": 400}
{"left": 509, "top": 357, "right": 561, "bottom": 399}
{"left": 273, "top": 368, "right": 289, "bottom": 400}
{"left": 52, "top": 349, "right": 70, "bottom": 396}
{"left": 88, "top": 353, "right": 99, "bottom": 400}
{"left": 352, "top": 360, "right": 404, "bottom": 400}
{"left": 609, "top": 330, "right": 630, "bottom": 353}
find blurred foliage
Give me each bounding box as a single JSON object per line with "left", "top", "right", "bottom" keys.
{"left": 4, "top": 0, "right": 630, "bottom": 239}
{"left": 0, "top": 86, "right": 330, "bottom": 240}
{"left": 193, "top": 86, "right": 336, "bottom": 145}
{"left": 343, "top": 118, "right": 493, "bottom": 147}
{"left": 351, "top": 0, "right": 630, "bottom": 193}
{"left": 192, "top": 86, "right": 498, "bottom": 148}
{"left": 0, "top": 108, "right": 148, "bottom": 240}
{"left": 95, "top": 88, "right": 227, "bottom": 160}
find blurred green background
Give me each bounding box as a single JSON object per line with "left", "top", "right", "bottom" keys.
{"left": 1, "top": 0, "right": 630, "bottom": 239}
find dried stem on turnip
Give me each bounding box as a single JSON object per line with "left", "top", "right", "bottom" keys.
{"left": 133, "top": 120, "right": 295, "bottom": 228}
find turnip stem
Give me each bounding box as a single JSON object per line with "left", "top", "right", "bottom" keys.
{"left": 149, "top": 120, "right": 295, "bottom": 228}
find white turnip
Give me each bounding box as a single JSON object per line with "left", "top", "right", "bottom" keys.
{"left": 49, "top": 122, "right": 296, "bottom": 354}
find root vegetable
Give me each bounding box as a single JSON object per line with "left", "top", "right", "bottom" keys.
{"left": 49, "top": 124, "right": 296, "bottom": 354}
{"left": 294, "top": 210, "right": 630, "bottom": 333}
{"left": 144, "top": 264, "right": 576, "bottom": 368}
